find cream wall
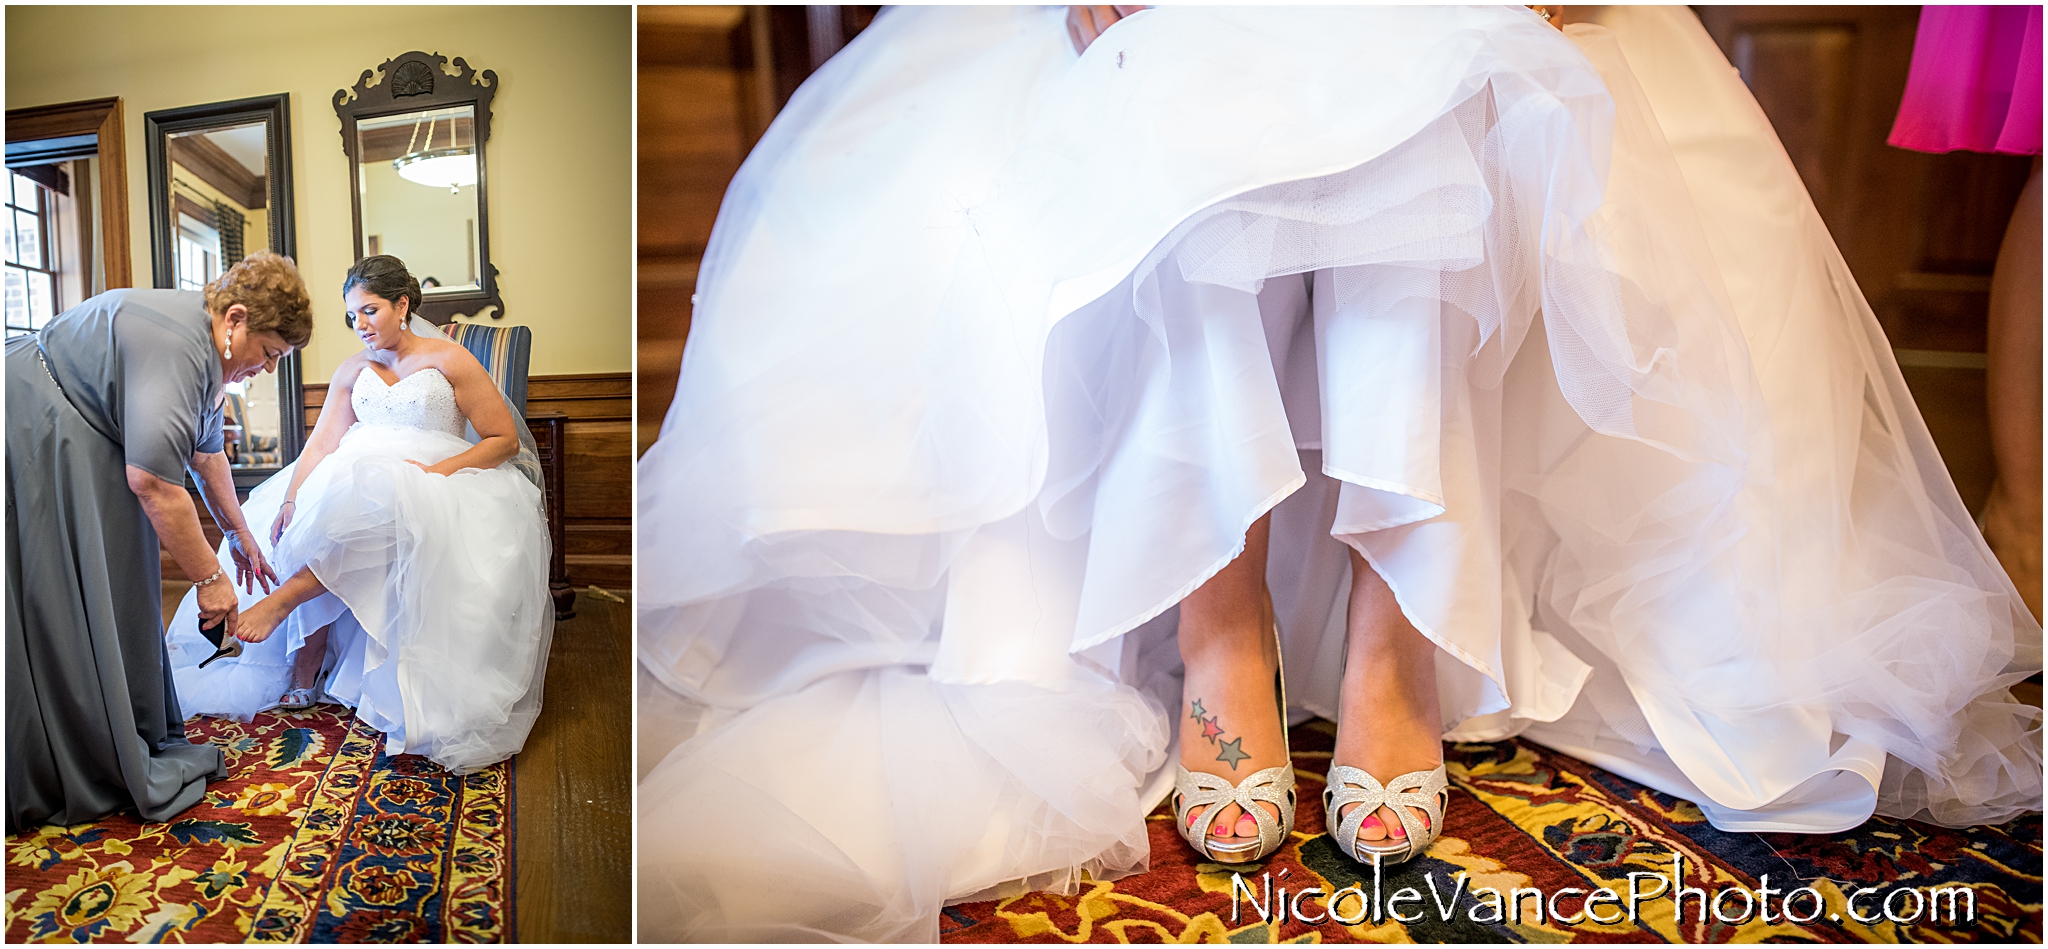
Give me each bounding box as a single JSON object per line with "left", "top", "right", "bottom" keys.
{"left": 361, "top": 161, "right": 478, "bottom": 290}
{"left": 6, "top": 4, "right": 632, "bottom": 379}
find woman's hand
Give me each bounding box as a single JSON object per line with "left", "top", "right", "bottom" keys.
{"left": 406, "top": 459, "right": 460, "bottom": 477}
{"left": 194, "top": 576, "right": 239, "bottom": 640}
{"left": 1528, "top": 6, "right": 1566, "bottom": 30}
{"left": 1067, "top": 6, "right": 1147, "bottom": 55}
{"left": 227, "top": 527, "right": 279, "bottom": 595}
{"left": 270, "top": 499, "right": 295, "bottom": 545}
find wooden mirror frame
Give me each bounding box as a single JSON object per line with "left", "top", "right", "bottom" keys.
{"left": 143, "top": 93, "right": 303, "bottom": 491}
{"left": 334, "top": 51, "right": 502, "bottom": 325}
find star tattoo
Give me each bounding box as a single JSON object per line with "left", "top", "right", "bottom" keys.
{"left": 1200, "top": 716, "right": 1224, "bottom": 742}
{"left": 1216, "top": 737, "right": 1251, "bottom": 770}
{"left": 1189, "top": 698, "right": 1207, "bottom": 721}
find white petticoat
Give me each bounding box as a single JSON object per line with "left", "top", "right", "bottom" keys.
{"left": 636, "top": 5, "right": 2043, "bottom": 941}
{"left": 168, "top": 421, "right": 552, "bottom": 774}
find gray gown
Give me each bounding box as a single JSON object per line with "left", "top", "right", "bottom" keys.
{"left": 6, "top": 289, "right": 231, "bottom": 833}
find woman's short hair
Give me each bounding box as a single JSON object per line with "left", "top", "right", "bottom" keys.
{"left": 204, "top": 250, "right": 314, "bottom": 347}
{"left": 342, "top": 255, "right": 423, "bottom": 323}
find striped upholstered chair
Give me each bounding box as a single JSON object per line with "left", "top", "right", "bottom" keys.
{"left": 444, "top": 321, "right": 574, "bottom": 618}
{"left": 224, "top": 391, "right": 281, "bottom": 467}
{"left": 445, "top": 322, "right": 533, "bottom": 413}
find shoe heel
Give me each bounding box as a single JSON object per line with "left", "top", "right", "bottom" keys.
{"left": 196, "top": 619, "right": 241, "bottom": 668}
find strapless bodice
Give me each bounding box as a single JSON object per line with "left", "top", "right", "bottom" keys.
{"left": 351, "top": 366, "right": 466, "bottom": 438}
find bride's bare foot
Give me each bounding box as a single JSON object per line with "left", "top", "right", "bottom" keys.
{"left": 1176, "top": 515, "right": 1290, "bottom": 852}
{"left": 1332, "top": 550, "right": 1444, "bottom": 855}
{"left": 236, "top": 566, "right": 329, "bottom": 647}
{"left": 1179, "top": 608, "right": 1289, "bottom": 846}
{"left": 236, "top": 595, "right": 291, "bottom": 645}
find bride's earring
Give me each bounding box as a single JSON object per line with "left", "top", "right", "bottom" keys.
{"left": 222, "top": 328, "right": 233, "bottom": 360}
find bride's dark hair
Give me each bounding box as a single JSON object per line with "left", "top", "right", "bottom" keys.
{"left": 342, "top": 255, "right": 423, "bottom": 321}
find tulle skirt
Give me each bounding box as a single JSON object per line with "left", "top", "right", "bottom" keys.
{"left": 636, "top": 6, "right": 2043, "bottom": 941}
{"left": 168, "top": 422, "right": 553, "bottom": 774}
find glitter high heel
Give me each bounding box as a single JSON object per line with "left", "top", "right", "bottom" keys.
{"left": 1324, "top": 762, "right": 1449, "bottom": 866}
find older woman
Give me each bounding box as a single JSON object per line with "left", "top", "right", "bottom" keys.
{"left": 6, "top": 251, "right": 313, "bottom": 833}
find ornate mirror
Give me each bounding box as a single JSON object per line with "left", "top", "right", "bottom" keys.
{"left": 335, "top": 51, "right": 502, "bottom": 324}
{"left": 144, "top": 93, "right": 301, "bottom": 489}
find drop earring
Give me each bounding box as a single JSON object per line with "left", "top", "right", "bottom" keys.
{"left": 222, "top": 328, "right": 233, "bottom": 360}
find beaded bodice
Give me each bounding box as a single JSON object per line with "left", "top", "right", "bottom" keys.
{"left": 351, "top": 366, "right": 466, "bottom": 437}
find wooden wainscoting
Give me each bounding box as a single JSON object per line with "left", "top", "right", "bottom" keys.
{"left": 524, "top": 373, "right": 632, "bottom": 590}
{"left": 161, "top": 372, "right": 631, "bottom": 591}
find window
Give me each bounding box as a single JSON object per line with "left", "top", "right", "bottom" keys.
{"left": 4, "top": 172, "right": 61, "bottom": 336}
{"left": 176, "top": 213, "right": 222, "bottom": 292}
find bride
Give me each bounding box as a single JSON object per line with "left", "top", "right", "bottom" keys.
{"left": 639, "top": 6, "right": 2041, "bottom": 940}
{"left": 168, "top": 255, "right": 553, "bottom": 774}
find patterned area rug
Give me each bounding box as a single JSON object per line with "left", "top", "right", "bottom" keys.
{"left": 3, "top": 708, "right": 514, "bottom": 943}
{"left": 942, "top": 719, "right": 2042, "bottom": 943}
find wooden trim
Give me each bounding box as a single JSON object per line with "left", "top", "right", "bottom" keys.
{"left": 358, "top": 116, "right": 475, "bottom": 163}
{"left": 169, "top": 132, "right": 266, "bottom": 209}
{"left": 307, "top": 372, "right": 629, "bottom": 423}
{"left": 100, "top": 101, "right": 132, "bottom": 289}
{"left": 172, "top": 193, "right": 215, "bottom": 229}
{"left": 5, "top": 98, "right": 131, "bottom": 289}
{"left": 5, "top": 97, "right": 117, "bottom": 142}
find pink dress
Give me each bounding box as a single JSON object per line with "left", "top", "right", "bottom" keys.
{"left": 1889, "top": 5, "right": 2043, "bottom": 155}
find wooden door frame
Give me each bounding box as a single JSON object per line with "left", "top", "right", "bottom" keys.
{"left": 5, "top": 97, "right": 133, "bottom": 289}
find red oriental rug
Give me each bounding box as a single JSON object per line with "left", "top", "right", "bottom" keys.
{"left": 941, "top": 719, "right": 2042, "bottom": 944}
{"left": 3, "top": 708, "right": 513, "bottom": 943}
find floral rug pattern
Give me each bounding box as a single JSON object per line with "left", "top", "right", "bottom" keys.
{"left": 3, "top": 708, "right": 513, "bottom": 943}
{"left": 941, "top": 720, "right": 2043, "bottom": 944}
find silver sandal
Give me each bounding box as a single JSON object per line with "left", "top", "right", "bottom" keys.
{"left": 1171, "top": 618, "right": 1296, "bottom": 864}
{"left": 1325, "top": 763, "right": 1449, "bottom": 865}
{"left": 275, "top": 687, "right": 319, "bottom": 711}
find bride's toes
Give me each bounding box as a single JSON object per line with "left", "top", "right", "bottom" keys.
{"left": 1350, "top": 805, "right": 1387, "bottom": 842}
{"left": 1190, "top": 801, "right": 1281, "bottom": 841}
{"left": 1347, "top": 803, "right": 1430, "bottom": 848}
{"left": 1211, "top": 803, "right": 1244, "bottom": 838}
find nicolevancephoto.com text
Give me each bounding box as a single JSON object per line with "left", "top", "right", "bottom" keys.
{"left": 1228, "top": 854, "right": 1985, "bottom": 930}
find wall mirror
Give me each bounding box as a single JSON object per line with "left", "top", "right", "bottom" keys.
{"left": 145, "top": 93, "right": 300, "bottom": 489}
{"left": 336, "top": 51, "right": 502, "bottom": 323}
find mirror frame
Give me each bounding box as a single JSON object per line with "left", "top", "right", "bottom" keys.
{"left": 143, "top": 93, "right": 302, "bottom": 491}
{"left": 334, "top": 51, "right": 502, "bottom": 325}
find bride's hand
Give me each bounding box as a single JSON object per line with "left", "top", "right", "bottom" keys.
{"left": 270, "top": 499, "right": 295, "bottom": 545}
{"left": 227, "top": 527, "right": 278, "bottom": 595}
{"left": 1067, "top": 5, "right": 1147, "bottom": 55}
{"left": 406, "top": 459, "right": 455, "bottom": 477}
{"left": 1528, "top": 6, "right": 1566, "bottom": 29}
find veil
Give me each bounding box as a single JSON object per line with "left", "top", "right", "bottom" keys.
{"left": 408, "top": 316, "right": 547, "bottom": 494}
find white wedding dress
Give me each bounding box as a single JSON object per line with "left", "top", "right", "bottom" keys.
{"left": 169, "top": 353, "right": 553, "bottom": 774}
{"left": 637, "top": 6, "right": 2043, "bottom": 941}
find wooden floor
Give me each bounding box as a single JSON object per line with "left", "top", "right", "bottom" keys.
{"left": 159, "top": 583, "right": 633, "bottom": 943}
{"left": 513, "top": 590, "right": 633, "bottom": 943}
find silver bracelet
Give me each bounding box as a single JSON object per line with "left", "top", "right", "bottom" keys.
{"left": 194, "top": 567, "right": 226, "bottom": 588}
